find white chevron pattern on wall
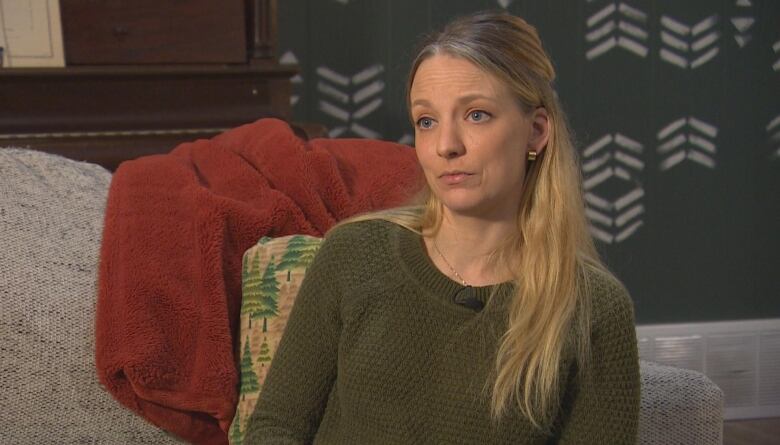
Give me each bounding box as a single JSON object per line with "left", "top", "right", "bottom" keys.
{"left": 657, "top": 117, "right": 718, "bottom": 171}
{"left": 581, "top": 133, "right": 645, "bottom": 244}
{"left": 773, "top": 40, "right": 780, "bottom": 72}
{"left": 397, "top": 134, "right": 414, "bottom": 146}
{"left": 659, "top": 14, "right": 721, "bottom": 69}
{"left": 768, "top": 115, "right": 780, "bottom": 159}
{"left": 496, "top": 0, "right": 515, "bottom": 9}
{"left": 585, "top": 2, "right": 649, "bottom": 60}
{"left": 280, "top": 51, "right": 303, "bottom": 106}
{"left": 731, "top": 0, "right": 754, "bottom": 48}
{"left": 731, "top": 17, "right": 754, "bottom": 48}
{"left": 316, "top": 64, "right": 385, "bottom": 139}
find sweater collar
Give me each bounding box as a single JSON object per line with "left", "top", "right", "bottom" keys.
{"left": 393, "top": 224, "right": 513, "bottom": 311}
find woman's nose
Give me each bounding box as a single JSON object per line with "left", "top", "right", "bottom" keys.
{"left": 436, "top": 124, "right": 466, "bottom": 159}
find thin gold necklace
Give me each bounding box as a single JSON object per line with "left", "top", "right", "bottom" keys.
{"left": 432, "top": 239, "right": 469, "bottom": 286}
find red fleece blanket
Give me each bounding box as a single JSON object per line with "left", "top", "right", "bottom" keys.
{"left": 96, "top": 119, "right": 422, "bottom": 444}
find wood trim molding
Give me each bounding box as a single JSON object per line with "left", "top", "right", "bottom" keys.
{"left": 0, "top": 128, "right": 231, "bottom": 141}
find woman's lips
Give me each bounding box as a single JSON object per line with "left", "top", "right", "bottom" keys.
{"left": 440, "top": 172, "right": 472, "bottom": 185}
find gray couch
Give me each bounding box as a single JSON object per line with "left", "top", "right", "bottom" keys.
{"left": 0, "top": 148, "right": 724, "bottom": 444}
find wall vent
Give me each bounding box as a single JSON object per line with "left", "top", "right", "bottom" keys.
{"left": 637, "top": 319, "right": 780, "bottom": 420}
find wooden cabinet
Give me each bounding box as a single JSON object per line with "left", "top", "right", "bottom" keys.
{"left": 0, "top": 0, "right": 294, "bottom": 171}
{"left": 60, "top": 0, "right": 248, "bottom": 65}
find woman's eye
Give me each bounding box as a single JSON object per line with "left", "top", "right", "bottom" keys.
{"left": 417, "top": 117, "right": 434, "bottom": 129}
{"left": 468, "top": 110, "right": 490, "bottom": 122}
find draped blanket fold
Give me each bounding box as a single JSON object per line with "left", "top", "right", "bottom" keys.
{"left": 96, "top": 119, "right": 421, "bottom": 444}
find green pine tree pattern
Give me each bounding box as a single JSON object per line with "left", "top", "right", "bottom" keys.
{"left": 239, "top": 337, "right": 260, "bottom": 400}
{"left": 229, "top": 410, "right": 242, "bottom": 445}
{"left": 277, "top": 235, "right": 322, "bottom": 281}
{"left": 257, "top": 336, "right": 272, "bottom": 368}
{"left": 241, "top": 250, "right": 264, "bottom": 329}
{"left": 255, "top": 255, "right": 280, "bottom": 332}
{"left": 241, "top": 247, "right": 250, "bottom": 285}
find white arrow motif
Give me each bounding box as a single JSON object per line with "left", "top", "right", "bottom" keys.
{"left": 349, "top": 123, "right": 380, "bottom": 139}
{"left": 352, "top": 65, "right": 384, "bottom": 84}
{"left": 582, "top": 133, "right": 645, "bottom": 243}
{"left": 730, "top": 0, "right": 754, "bottom": 48}
{"left": 586, "top": 2, "right": 649, "bottom": 60}
{"left": 773, "top": 40, "right": 780, "bottom": 72}
{"left": 316, "top": 64, "right": 386, "bottom": 138}
{"left": 657, "top": 117, "right": 718, "bottom": 170}
{"left": 731, "top": 17, "right": 754, "bottom": 48}
{"left": 316, "top": 67, "right": 350, "bottom": 87}
{"left": 398, "top": 134, "right": 414, "bottom": 146}
{"left": 353, "top": 80, "right": 385, "bottom": 104}
{"left": 660, "top": 15, "right": 721, "bottom": 69}
{"left": 731, "top": 17, "right": 754, "bottom": 33}
{"left": 317, "top": 82, "right": 349, "bottom": 104}
{"left": 280, "top": 51, "right": 303, "bottom": 106}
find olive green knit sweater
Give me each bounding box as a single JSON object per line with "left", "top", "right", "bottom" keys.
{"left": 246, "top": 220, "right": 639, "bottom": 444}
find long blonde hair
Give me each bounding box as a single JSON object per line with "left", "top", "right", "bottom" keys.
{"left": 337, "top": 11, "right": 607, "bottom": 430}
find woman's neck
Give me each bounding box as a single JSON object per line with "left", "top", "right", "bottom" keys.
{"left": 423, "top": 212, "right": 516, "bottom": 286}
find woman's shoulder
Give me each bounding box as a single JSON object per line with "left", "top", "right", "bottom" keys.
{"left": 306, "top": 219, "right": 406, "bottom": 299}
{"left": 315, "top": 218, "right": 403, "bottom": 272}
{"left": 324, "top": 218, "right": 401, "bottom": 251}
{"left": 581, "top": 264, "right": 635, "bottom": 329}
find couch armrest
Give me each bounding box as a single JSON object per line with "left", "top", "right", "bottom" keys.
{"left": 639, "top": 360, "right": 724, "bottom": 444}
{"left": 0, "top": 148, "right": 181, "bottom": 443}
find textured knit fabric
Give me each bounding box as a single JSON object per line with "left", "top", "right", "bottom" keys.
{"left": 0, "top": 148, "right": 180, "bottom": 444}
{"left": 638, "top": 361, "right": 723, "bottom": 445}
{"left": 96, "top": 118, "right": 421, "bottom": 444}
{"left": 245, "top": 220, "right": 640, "bottom": 444}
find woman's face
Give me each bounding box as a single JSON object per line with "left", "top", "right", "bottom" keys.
{"left": 409, "top": 54, "right": 548, "bottom": 221}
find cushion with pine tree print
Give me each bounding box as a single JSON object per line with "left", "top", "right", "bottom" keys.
{"left": 230, "top": 234, "right": 323, "bottom": 444}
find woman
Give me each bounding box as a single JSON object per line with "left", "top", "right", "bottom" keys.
{"left": 246, "top": 11, "right": 640, "bottom": 444}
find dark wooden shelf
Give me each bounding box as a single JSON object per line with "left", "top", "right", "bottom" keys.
{"left": 0, "top": 64, "right": 298, "bottom": 131}
{"left": 0, "top": 63, "right": 298, "bottom": 77}
{"left": 0, "top": 64, "right": 296, "bottom": 170}
{"left": 0, "top": 0, "right": 291, "bottom": 171}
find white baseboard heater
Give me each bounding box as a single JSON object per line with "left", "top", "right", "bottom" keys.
{"left": 636, "top": 318, "right": 780, "bottom": 420}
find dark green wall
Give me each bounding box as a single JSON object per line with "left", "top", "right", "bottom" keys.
{"left": 278, "top": 0, "right": 780, "bottom": 324}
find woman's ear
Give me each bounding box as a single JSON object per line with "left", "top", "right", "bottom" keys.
{"left": 528, "top": 107, "right": 550, "bottom": 155}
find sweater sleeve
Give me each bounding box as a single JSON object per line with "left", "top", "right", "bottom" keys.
{"left": 557, "top": 277, "right": 640, "bottom": 444}
{"left": 244, "top": 232, "right": 344, "bottom": 444}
